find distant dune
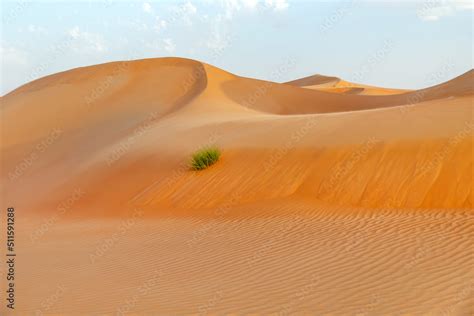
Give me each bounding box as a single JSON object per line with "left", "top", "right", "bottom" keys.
{"left": 285, "top": 73, "right": 412, "bottom": 95}
{"left": 1, "top": 58, "right": 472, "bottom": 314}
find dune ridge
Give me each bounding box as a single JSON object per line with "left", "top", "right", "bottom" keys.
{"left": 285, "top": 73, "right": 412, "bottom": 95}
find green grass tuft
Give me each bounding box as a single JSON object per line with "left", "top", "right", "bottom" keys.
{"left": 190, "top": 147, "right": 221, "bottom": 171}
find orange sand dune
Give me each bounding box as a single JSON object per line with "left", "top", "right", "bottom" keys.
{"left": 286, "top": 73, "right": 413, "bottom": 95}
{"left": 285, "top": 73, "right": 341, "bottom": 87}
{"left": 222, "top": 68, "right": 472, "bottom": 114}
{"left": 0, "top": 58, "right": 472, "bottom": 314}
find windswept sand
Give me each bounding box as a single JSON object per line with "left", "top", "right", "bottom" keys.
{"left": 1, "top": 58, "right": 473, "bottom": 314}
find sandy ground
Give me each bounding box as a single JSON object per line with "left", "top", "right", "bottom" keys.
{"left": 0, "top": 57, "right": 473, "bottom": 314}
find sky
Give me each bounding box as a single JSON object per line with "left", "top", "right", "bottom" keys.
{"left": 1, "top": 0, "right": 473, "bottom": 95}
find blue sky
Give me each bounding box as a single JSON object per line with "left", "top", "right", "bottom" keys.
{"left": 1, "top": 0, "right": 472, "bottom": 95}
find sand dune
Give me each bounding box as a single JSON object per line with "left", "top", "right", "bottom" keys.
{"left": 222, "top": 68, "right": 472, "bottom": 114}
{"left": 0, "top": 57, "right": 472, "bottom": 314}
{"left": 285, "top": 73, "right": 341, "bottom": 88}
{"left": 285, "top": 73, "right": 412, "bottom": 95}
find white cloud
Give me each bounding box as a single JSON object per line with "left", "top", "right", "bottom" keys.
{"left": 166, "top": 1, "right": 198, "bottom": 26}
{"left": 154, "top": 16, "right": 168, "bottom": 32}
{"left": 417, "top": 0, "right": 473, "bottom": 21}
{"left": 220, "top": 0, "right": 243, "bottom": 19}
{"left": 163, "top": 38, "right": 175, "bottom": 53}
{"left": 218, "top": 0, "right": 255, "bottom": 19}
{"left": 68, "top": 26, "right": 81, "bottom": 39}
{"left": 67, "top": 26, "right": 107, "bottom": 53}
{"left": 216, "top": 0, "right": 289, "bottom": 20}
{"left": 180, "top": 1, "right": 198, "bottom": 25}
{"left": 143, "top": 2, "right": 153, "bottom": 13}
{"left": 264, "top": 0, "right": 289, "bottom": 11}
{"left": 242, "top": 0, "right": 259, "bottom": 10}
{"left": 417, "top": 3, "right": 453, "bottom": 21}
{"left": 183, "top": 1, "right": 197, "bottom": 15}
{"left": 452, "top": 0, "right": 474, "bottom": 10}
{"left": 27, "top": 24, "right": 47, "bottom": 34}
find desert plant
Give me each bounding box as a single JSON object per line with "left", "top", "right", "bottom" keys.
{"left": 190, "top": 147, "right": 221, "bottom": 170}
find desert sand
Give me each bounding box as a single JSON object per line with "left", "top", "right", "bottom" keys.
{"left": 0, "top": 57, "right": 473, "bottom": 314}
